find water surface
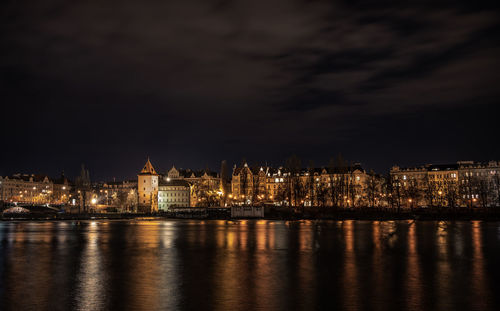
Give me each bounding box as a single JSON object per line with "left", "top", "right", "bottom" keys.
{"left": 1, "top": 220, "right": 499, "bottom": 310}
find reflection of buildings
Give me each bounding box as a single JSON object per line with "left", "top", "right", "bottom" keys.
{"left": 406, "top": 221, "right": 422, "bottom": 310}
{"left": 76, "top": 222, "right": 106, "bottom": 310}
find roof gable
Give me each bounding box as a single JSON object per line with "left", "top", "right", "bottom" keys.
{"left": 140, "top": 158, "right": 158, "bottom": 175}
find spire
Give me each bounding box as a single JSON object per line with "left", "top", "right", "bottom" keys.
{"left": 140, "top": 158, "right": 158, "bottom": 175}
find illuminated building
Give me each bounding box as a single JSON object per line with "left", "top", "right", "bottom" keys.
{"left": 0, "top": 174, "right": 53, "bottom": 204}
{"left": 390, "top": 161, "right": 500, "bottom": 207}
{"left": 166, "top": 165, "right": 221, "bottom": 207}
{"left": 137, "top": 158, "right": 159, "bottom": 212}
{"left": 158, "top": 178, "right": 191, "bottom": 211}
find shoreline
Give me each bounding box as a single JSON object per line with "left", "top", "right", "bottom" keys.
{"left": 3, "top": 206, "right": 500, "bottom": 221}
{"left": 2, "top": 213, "right": 500, "bottom": 221}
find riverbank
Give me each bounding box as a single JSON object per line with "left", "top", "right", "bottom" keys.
{"left": 3, "top": 207, "right": 500, "bottom": 221}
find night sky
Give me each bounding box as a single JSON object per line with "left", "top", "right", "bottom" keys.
{"left": 1, "top": 0, "right": 499, "bottom": 181}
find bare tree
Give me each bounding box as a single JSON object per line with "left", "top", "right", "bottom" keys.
{"left": 285, "top": 155, "right": 302, "bottom": 207}
{"left": 493, "top": 172, "right": 500, "bottom": 207}
{"left": 365, "top": 171, "right": 377, "bottom": 208}
{"left": 316, "top": 181, "right": 329, "bottom": 207}
{"left": 328, "top": 155, "right": 348, "bottom": 208}
{"left": 306, "top": 161, "right": 316, "bottom": 206}
{"left": 392, "top": 175, "right": 403, "bottom": 211}
{"left": 75, "top": 164, "right": 91, "bottom": 213}
{"left": 220, "top": 160, "right": 231, "bottom": 206}
{"left": 443, "top": 179, "right": 459, "bottom": 208}
{"left": 459, "top": 171, "right": 476, "bottom": 208}
{"left": 403, "top": 178, "right": 420, "bottom": 209}
{"left": 477, "top": 178, "right": 491, "bottom": 208}
{"left": 347, "top": 170, "right": 358, "bottom": 208}
{"left": 423, "top": 175, "right": 438, "bottom": 207}
{"left": 383, "top": 174, "right": 395, "bottom": 209}
{"left": 251, "top": 167, "right": 266, "bottom": 205}
{"left": 238, "top": 160, "right": 250, "bottom": 204}
{"left": 276, "top": 178, "right": 290, "bottom": 206}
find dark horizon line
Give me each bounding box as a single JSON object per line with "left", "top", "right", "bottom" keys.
{"left": 2, "top": 157, "right": 498, "bottom": 183}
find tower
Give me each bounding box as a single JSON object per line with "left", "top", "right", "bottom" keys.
{"left": 137, "top": 158, "right": 159, "bottom": 213}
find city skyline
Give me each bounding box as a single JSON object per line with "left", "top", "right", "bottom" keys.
{"left": 3, "top": 158, "right": 499, "bottom": 211}
{"left": 2, "top": 156, "right": 500, "bottom": 182}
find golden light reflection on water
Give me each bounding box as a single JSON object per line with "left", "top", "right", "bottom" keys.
{"left": 1, "top": 220, "right": 499, "bottom": 311}
{"left": 406, "top": 220, "right": 422, "bottom": 310}
{"left": 343, "top": 220, "right": 359, "bottom": 311}
{"left": 125, "top": 221, "right": 181, "bottom": 311}
{"left": 435, "top": 221, "right": 452, "bottom": 310}
{"left": 253, "top": 221, "right": 281, "bottom": 311}
{"left": 213, "top": 221, "right": 249, "bottom": 311}
{"left": 75, "top": 222, "right": 106, "bottom": 311}
{"left": 371, "top": 221, "right": 385, "bottom": 309}
{"left": 471, "top": 221, "right": 488, "bottom": 310}
{"left": 6, "top": 222, "right": 54, "bottom": 309}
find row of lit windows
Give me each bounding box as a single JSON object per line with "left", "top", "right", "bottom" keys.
{"left": 159, "top": 192, "right": 188, "bottom": 197}
{"left": 159, "top": 198, "right": 189, "bottom": 203}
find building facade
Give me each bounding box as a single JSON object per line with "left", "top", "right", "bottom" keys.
{"left": 230, "top": 162, "right": 371, "bottom": 207}
{"left": 158, "top": 179, "right": 191, "bottom": 211}
{"left": 390, "top": 161, "right": 500, "bottom": 208}
{"left": 166, "top": 166, "right": 221, "bottom": 207}
{"left": 137, "top": 159, "right": 159, "bottom": 212}
{"left": 0, "top": 174, "right": 54, "bottom": 204}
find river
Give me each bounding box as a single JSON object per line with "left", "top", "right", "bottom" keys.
{"left": 0, "top": 220, "right": 499, "bottom": 310}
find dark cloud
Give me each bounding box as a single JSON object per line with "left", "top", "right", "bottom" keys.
{"left": 1, "top": 0, "right": 499, "bottom": 180}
